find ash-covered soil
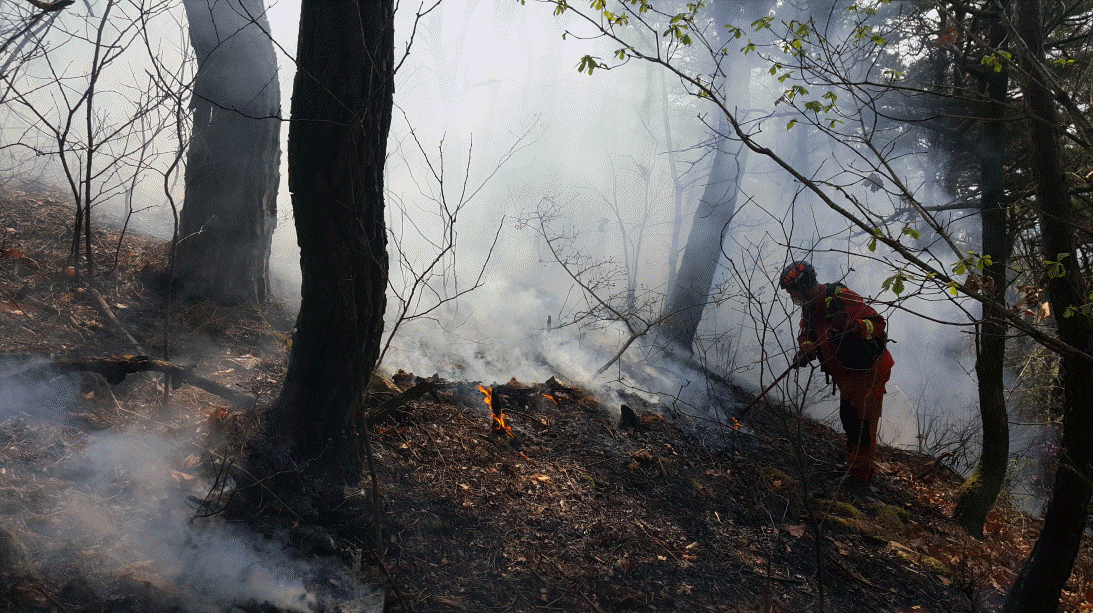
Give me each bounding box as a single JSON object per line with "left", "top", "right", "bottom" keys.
{"left": 1, "top": 190, "right": 1091, "bottom": 613}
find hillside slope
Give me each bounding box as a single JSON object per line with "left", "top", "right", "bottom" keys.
{"left": 0, "top": 190, "right": 1090, "bottom": 612}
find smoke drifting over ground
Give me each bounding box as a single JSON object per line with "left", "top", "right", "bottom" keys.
{"left": 0, "top": 0, "right": 1035, "bottom": 493}
{"left": 0, "top": 356, "right": 75, "bottom": 422}
{"left": 0, "top": 357, "right": 380, "bottom": 612}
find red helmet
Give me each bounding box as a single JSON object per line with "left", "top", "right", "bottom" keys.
{"left": 779, "top": 261, "right": 817, "bottom": 291}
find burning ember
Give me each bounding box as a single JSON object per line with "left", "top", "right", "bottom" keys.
{"left": 478, "top": 384, "right": 513, "bottom": 438}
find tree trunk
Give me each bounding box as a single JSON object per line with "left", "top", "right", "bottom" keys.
{"left": 255, "top": 0, "right": 393, "bottom": 515}
{"left": 659, "top": 0, "right": 776, "bottom": 355}
{"left": 175, "top": 0, "right": 280, "bottom": 305}
{"left": 660, "top": 111, "right": 745, "bottom": 353}
{"left": 953, "top": 32, "right": 1011, "bottom": 538}
{"left": 1004, "top": 0, "right": 1093, "bottom": 607}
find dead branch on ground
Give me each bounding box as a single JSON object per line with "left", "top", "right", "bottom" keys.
{"left": 10, "top": 354, "right": 256, "bottom": 408}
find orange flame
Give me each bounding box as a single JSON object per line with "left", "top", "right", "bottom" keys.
{"left": 541, "top": 393, "right": 557, "bottom": 404}
{"left": 477, "top": 384, "right": 492, "bottom": 411}
{"left": 478, "top": 384, "right": 513, "bottom": 438}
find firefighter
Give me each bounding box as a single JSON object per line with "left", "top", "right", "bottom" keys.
{"left": 779, "top": 260, "right": 895, "bottom": 485}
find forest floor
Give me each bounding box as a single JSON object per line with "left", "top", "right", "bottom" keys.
{"left": 0, "top": 189, "right": 1091, "bottom": 613}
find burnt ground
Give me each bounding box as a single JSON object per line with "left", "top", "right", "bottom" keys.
{"left": 0, "top": 189, "right": 1091, "bottom": 613}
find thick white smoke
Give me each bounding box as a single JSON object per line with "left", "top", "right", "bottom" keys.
{"left": 0, "top": 357, "right": 382, "bottom": 612}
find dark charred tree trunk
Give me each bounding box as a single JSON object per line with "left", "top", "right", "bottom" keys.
{"left": 175, "top": 0, "right": 280, "bottom": 305}
{"left": 953, "top": 21, "right": 1011, "bottom": 538}
{"left": 659, "top": 0, "right": 775, "bottom": 355}
{"left": 254, "top": 0, "right": 393, "bottom": 515}
{"left": 660, "top": 111, "right": 744, "bottom": 354}
{"left": 1004, "top": 0, "right": 1093, "bottom": 607}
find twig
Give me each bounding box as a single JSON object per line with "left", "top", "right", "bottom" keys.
{"left": 26, "top": 577, "right": 73, "bottom": 613}
{"left": 74, "top": 287, "right": 146, "bottom": 354}
{"left": 0, "top": 285, "right": 32, "bottom": 318}
{"left": 189, "top": 457, "right": 236, "bottom": 518}
{"left": 372, "top": 553, "right": 416, "bottom": 613}
{"left": 736, "top": 565, "right": 809, "bottom": 585}
{"left": 634, "top": 519, "right": 681, "bottom": 563}
{"left": 821, "top": 548, "right": 899, "bottom": 595}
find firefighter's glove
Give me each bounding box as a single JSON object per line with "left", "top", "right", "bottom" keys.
{"left": 790, "top": 349, "right": 814, "bottom": 369}
{"left": 830, "top": 312, "right": 858, "bottom": 336}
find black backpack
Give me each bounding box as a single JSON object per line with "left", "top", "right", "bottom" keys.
{"left": 822, "top": 283, "right": 889, "bottom": 371}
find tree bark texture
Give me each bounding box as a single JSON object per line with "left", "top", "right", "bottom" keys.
{"left": 1004, "top": 0, "right": 1093, "bottom": 608}
{"left": 659, "top": 0, "right": 765, "bottom": 355}
{"left": 660, "top": 113, "right": 745, "bottom": 354}
{"left": 176, "top": 0, "right": 280, "bottom": 305}
{"left": 954, "top": 36, "right": 1011, "bottom": 538}
{"left": 260, "top": 0, "right": 393, "bottom": 510}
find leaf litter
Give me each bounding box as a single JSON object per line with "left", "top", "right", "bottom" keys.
{"left": 0, "top": 189, "right": 1091, "bottom": 612}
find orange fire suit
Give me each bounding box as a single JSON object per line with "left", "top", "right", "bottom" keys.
{"left": 797, "top": 283, "right": 894, "bottom": 484}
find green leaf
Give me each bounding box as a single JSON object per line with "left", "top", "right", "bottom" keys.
{"left": 1044, "top": 253, "right": 1069, "bottom": 278}
{"left": 867, "top": 236, "right": 877, "bottom": 252}
{"left": 577, "top": 55, "right": 603, "bottom": 75}
{"left": 901, "top": 226, "right": 920, "bottom": 239}
{"left": 893, "top": 276, "right": 904, "bottom": 294}
{"left": 751, "top": 16, "right": 773, "bottom": 30}
{"left": 787, "top": 118, "right": 798, "bottom": 130}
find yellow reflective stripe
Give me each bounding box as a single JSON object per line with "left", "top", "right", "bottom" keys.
{"left": 862, "top": 319, "right": 874, "bottom": 339}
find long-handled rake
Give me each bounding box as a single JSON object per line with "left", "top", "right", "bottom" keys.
{"left": 735, "top": 363, "right": 795, "bottom": 420}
